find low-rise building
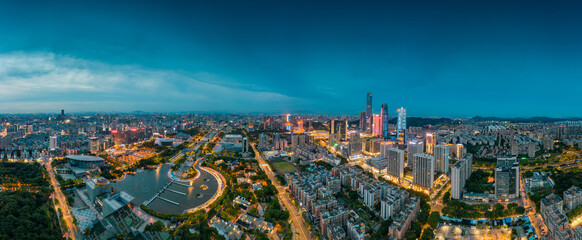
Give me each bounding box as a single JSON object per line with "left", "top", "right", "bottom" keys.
{"left": 389, "top": 196, "right": 421, "bottom": 240}
{"left": 563, "top": 186, "right": 582, "bottom": 211}
{"left": 346, "top": 217, "right": 366, "bottom": 240}
{"left": 210, "top": 216, "right": 244, "bottom": 240}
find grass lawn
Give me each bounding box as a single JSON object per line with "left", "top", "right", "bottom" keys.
{"left": 271, "top": 161, "right": 299, "bottom": 173}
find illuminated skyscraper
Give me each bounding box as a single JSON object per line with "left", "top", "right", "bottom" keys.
{"left": 331, "top": 120, "right": 348, "bottom": 141}
{"left": 425, "top": 133, "right": 436, "bottom": 154}
{"left": 407, "top": 140, "right": 424, "bottom": 164}
{"left": 90, "top": 137, "right": 100, "bottom": 153}
{"left": 49, "top": 136, "right": 57, "bottom": 150}
{"left": 434, "top": 144, "right": 450, "bottom": 173}
{"left": 396, "top": 107, "right": 406, "bottom": 144}
{"left": 413, "top": 153, "right": 435, "bottom": 189}
{"left": 360, "top": 112, "right": 366, "bottom": 132}
{"left": 372, "top": 114, "right": 381, "bottom": 136}
{"left": 495, "top": 155, "right": 520, "bottom": 200}
{"left": 381, "top": 104, "right": 389, "bottom": 139}
{"left": 387, "top": 148, "right": 405, "bottom": 181}
{"left": 366, "top": 92, "right": 372, "bottom": 118}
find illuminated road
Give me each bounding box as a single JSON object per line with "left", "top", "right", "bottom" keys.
{"left": 431, "top": 182, "right": 451, "bottom": 213}
{"left": 520, "top": 177, "right": 546, "bottom": 238}
{"left": 45, "top": 159, "right": 77, "bottom": 239}
{"left": 251, "top": 143, "right": 311, "bottom": 240}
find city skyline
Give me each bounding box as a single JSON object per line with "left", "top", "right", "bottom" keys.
{"left": 1, "top": 0, "right": 582, "bottom": 117}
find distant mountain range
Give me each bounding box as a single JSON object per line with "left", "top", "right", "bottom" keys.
{"left": 388, "top": 117, "right": 457, "bottom": 127}
{"left": 471, "top": 116, "right": 582, "bottom": 123}
{"left": 381, "top": 116, "right": 582, "bottom": 128}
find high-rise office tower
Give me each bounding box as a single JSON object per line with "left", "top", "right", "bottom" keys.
{"left": 366, "top": 92, "right": 372, "bottom": 118}
{"left": 451, "top": 153, "right": 473, "bottom": 199}
{"left": 360, "top": 112, "right": 367, "bottom": 132}
{"left": 425, "top": 132, "right": 436, "bottom": 154}
{"left": 366, "top": 92, "right": 372, "bottom": 133}
{"left": 407, "top": 141, "right": 424, "bottom": 164}
{"left": 381, "top": 104, "right": 389, "bottom": 139}
{"left": 495, "top": 155, "right": 520, "bottom": 200}
{"left": 434, "top": 144, "right": 450, "bottom": 173}
{"left": 49, "top": 136, "right": 57, "bottom": 150}
{"left": 387, "top": 148, "right": 405, "bottom": 181}
{"left": 61, "top": 109, "right": 65, "bottom": 117}
{"left": 413, "top": 153, "right": 435, "bottom": 189}
{"left": 372, "top": 114, "right": 381, "bottom": 136}
{"left": 331, "top": 120, "right": 348, "bottom": 141}
{"left": 396, "top": 107, "right": 406, "bottom": 144}
{"left": 380, "top": 141, "right": 395, "bottom": 157}
{"left": 90, "top": 137, "right": 100, "bottom": 153}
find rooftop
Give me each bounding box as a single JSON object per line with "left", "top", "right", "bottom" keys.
{"left": 66, "top": 154, "right": 105, "bottom": 162}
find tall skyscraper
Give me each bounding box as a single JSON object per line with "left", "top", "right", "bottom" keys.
{"left": 331, "top": 120, "right": 347, "bottom": 141}
{"left": 425, "top": 132, "right": 436, "bottom": 154}
{"left": 413, "top": 153, "right": 435, "bottom": 189}
{"left": 90, "top": 137, "right": 100, "bottom": 153}
{"left": 396, "top": 107, "right": 406, "bottom": 144}
{"left": 242, "top": 137, "right": 249, "bottom": 152}
{"left": 366, "top": 92, "right": 372, "bottom": 118}
{"left": 381, "top": 104, "right": 389, "bottom": 139}
{"left": 451, "top": 153, "right": 473, "bottom": 199}
{"left": 528, "top": 142, "right": 536, "bottom": 158}
{"left": 372, "top": 114, "right": 381, "bottom": 136}
{"left": 495, "top": 155, "right": 520, "bottom": 201}
{"left": 49, "top": 136, "right": 57, "bottom": 150}
{"left": 407, "top": 141, "right": 424, "bottom": 164}
{"left": 434, "top": 144, "right": 450, "bottom": 173}
{"left": 387, "top": 148, "right": 405, "bottom": 182}
{"left": 360, "top": 112, "right": 367, "bottom": 132}
{"left": 258, "top": 134, "right": 269, "bottom": 149}
{"left": 380, "top": 141, "right": 395, "bottom": 158}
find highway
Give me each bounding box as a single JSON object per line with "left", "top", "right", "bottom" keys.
{"left": 251, "top": 143, "right": 311, "bottom": 240}
{"left": 45, "top": 158, "right": 77, "bottom": 239}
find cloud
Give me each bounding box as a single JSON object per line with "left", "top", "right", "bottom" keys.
{"left": 0, "top": 52, "right": 297, "bottom": 113}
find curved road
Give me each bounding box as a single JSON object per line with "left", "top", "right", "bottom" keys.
{"left": 251, "top": 143, "right": 311, "bottom": 240}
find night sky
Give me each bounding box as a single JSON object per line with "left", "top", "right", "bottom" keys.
{"left": 1, "top": 0, "right": 581, "bottom": 117}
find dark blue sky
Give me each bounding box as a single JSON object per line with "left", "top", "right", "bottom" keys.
{"left": 0, "top": 0, "right": 581, "bottom": 117}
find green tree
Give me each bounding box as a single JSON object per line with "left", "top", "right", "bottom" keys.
{"left": 421, "top": 228, "right": 435, "bottom": 240}
{"left": 516, "top": 206, "right": 525, "bottom": 215}
{"left": 428, "top": 211, "right": 440, "bottom": 229}
{"left": 145, "top": 220, "right": 166, "bottom": 232}
{"left": 443, "top": 191, "right": 451, "bottom": 205}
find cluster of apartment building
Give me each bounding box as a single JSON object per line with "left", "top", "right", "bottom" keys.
{"left": 286, "top": 163, "right": 423, "bottom": 240}
{"left": 540, "top": 193, "right": 582, "bottom": 240}
{"left": 451, "top": 153, "right": 473, "bottom": 199}
{"left": 286, "top": 167, "right": 354, "bottom": 239}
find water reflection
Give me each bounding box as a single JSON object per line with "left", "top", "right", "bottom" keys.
{"left": 111, "top": 164, "right": 219, "bottom": 214}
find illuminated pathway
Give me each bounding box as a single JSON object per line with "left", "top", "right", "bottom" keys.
{"left": 45, "top": 158, "right": 77, "bottom": 239}
{"left": 251, "top": 143, "right": 311, "bottom": 240}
